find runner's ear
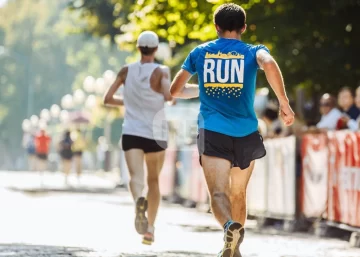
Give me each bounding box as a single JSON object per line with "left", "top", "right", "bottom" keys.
{"left": 215, "top": 24, "right": 222, "bottom": 34}
{"left": 241, "top": 24, "right": 247, "bottom": 34}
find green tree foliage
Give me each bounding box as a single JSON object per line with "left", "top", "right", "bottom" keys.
{"left": 68, "top": 0, "right": 360, "bottom": 94}
{"left": 0, "top": 0, "right": 128, "bottom": 163}
{"left": 67, "top": 0, "right": 134, "bottom": 45}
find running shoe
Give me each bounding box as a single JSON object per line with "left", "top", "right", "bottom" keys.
{"left": 142, "top": 231, "right": 154, "bottom": 245}
{"left": 135, "top": 197, "right": 148, "bottom": 235}
{"left": 218, "top": 221, "right": 244, "bottom": 257}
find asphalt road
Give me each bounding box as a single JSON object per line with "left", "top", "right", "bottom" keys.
{"left": 0, "top": 171, "right": 359, "bottom": 257}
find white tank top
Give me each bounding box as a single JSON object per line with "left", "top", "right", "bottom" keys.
{"left": 122, "top": 62, "right": 168, "bottom": 141}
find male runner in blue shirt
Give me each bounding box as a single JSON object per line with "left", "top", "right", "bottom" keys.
{"left": 170, "top": 3, "right": 294, "bottom": 257}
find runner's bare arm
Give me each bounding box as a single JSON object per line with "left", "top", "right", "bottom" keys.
{"left": 150, "top": 67, "right": 175, "bottom": 104}
{"left": 170, "top": 69, "right": 199, "bottom": 99}
{"left": 159, "top": 67, "right": 174, "bottom": 102}
{"left": 257, "top": 49, "right": 295, "bottom": 126}
{"left": 256, "top": 50, "right": 288, "bottom": 104}
{"left": 103, "top": 66, "right": 128, "bottom": 106}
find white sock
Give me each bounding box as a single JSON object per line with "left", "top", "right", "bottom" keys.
{"left": 147, "top": 225, "right": 155, "bottom": 234}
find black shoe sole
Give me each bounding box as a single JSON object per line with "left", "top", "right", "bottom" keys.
{"left": 135, "top": 197, "right": 148, "bottom": 235}
{"left": 222, "top": 222, "right": 243, "bottom": 257}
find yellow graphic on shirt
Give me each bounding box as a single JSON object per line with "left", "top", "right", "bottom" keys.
{"left": 203, "top": 51, "right": 245, "bottom": 98}
{"left": 205, "top": 51, "right": 244, "bottom": 59}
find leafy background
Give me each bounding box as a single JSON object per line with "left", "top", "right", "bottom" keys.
{"left": 0, "top": 0, "right": 359, "bottom": 168}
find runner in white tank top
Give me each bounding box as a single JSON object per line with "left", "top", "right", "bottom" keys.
{"left": 104, "top": 31, "right": 174, "bottom": 245}
{"left": 122, "top": 61, "right": 168, "bottom": 141}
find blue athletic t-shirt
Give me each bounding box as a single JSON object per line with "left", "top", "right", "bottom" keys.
{"left": 181, "top": 38, "right": 270, "bottom": 137}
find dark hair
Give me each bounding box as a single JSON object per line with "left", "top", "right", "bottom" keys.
{"left": 64, "top": 130, "right": 71, "bottom": 138}
{"left": 320, "top": 93, "right": 336, "bottom": 108}
{"left": 339, "top": 86, "right": 355, "bottom": 97}
{"left": 214, "top": 3, "right": 246, "bottom": 33}
{"left": 139, "top": 47, "right": 157, "bottom": 56}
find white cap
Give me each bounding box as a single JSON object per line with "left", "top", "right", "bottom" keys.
{"left": 136, "top": 31, "right": 159, "bottom": 48}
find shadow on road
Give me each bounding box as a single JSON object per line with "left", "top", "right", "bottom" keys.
{"left": 174, "top": 224, "right": 221, "bottom": 233}
{"left": 8, "top": 186, "right": 125, "bottom": 195}
{"left": 0, "top": 244, "right": 214, "bottom": 257}
{"left": 172, "top": 221, "right": 352, "bottom": 243}
{"left": 0, "top": 244, "right": 107, "bottom": 257}
{"left": 142, "top": 251, "right": 213, "bottom": 257}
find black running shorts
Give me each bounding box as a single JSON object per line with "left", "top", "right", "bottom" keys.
{"left": 197, "top": 129, "right": 266, "bottom": 170}
{"left": 73, "top": 151, "right": 83, "bottom": 156}
{"left": 122, "top": 134, "right": 167, "bottom": 153}
{"left": 36, "top": 153, "right": 48, "bottom": 160}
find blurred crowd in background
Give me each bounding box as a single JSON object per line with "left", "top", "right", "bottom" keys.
{"left": 15, "top": 81, "right": 360, "bottom": 183}
{"left": 258, "top": 85, "right": 360, "bottom": 139}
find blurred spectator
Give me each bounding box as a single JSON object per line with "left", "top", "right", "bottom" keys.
{"left": 96, "top": 136, "right": 107, "bottom": 171}
{"left": 24, "top": 133, "right": 36, "bottom": 171}
{"left": 316, "top": 93, "right": 342, "bottom": 130}
{"left": 71, "top": 129, "right": 86, "bottom": 182}
{"left": 258, "top": 118, "right": 267, "bottom": 135}
{"left": 340, "top": 86, "right": 360, "bottom": 131}
{"left": 263, "top": 107, "right": 281, "bottom": 137}
{"left": 59, "top": 130, "right": 73, "bottom": 185}
{"left": 261, "top": 101, "right": 290, "bottom": 138}
{"left": 34, "top": 129, "right": 51, "bottom": 179}
{"left": 337, "top": 87, "right": 360, "bottom": 120}
{"left": 302, "top": 101, "right": 318, "bottom": 127}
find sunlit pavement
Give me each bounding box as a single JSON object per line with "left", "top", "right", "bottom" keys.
{"left": 0, "top": 172, "right": 359, "bottom": 257}
{"left": 0, "top": 171, "right": 119, "bottom": 192}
